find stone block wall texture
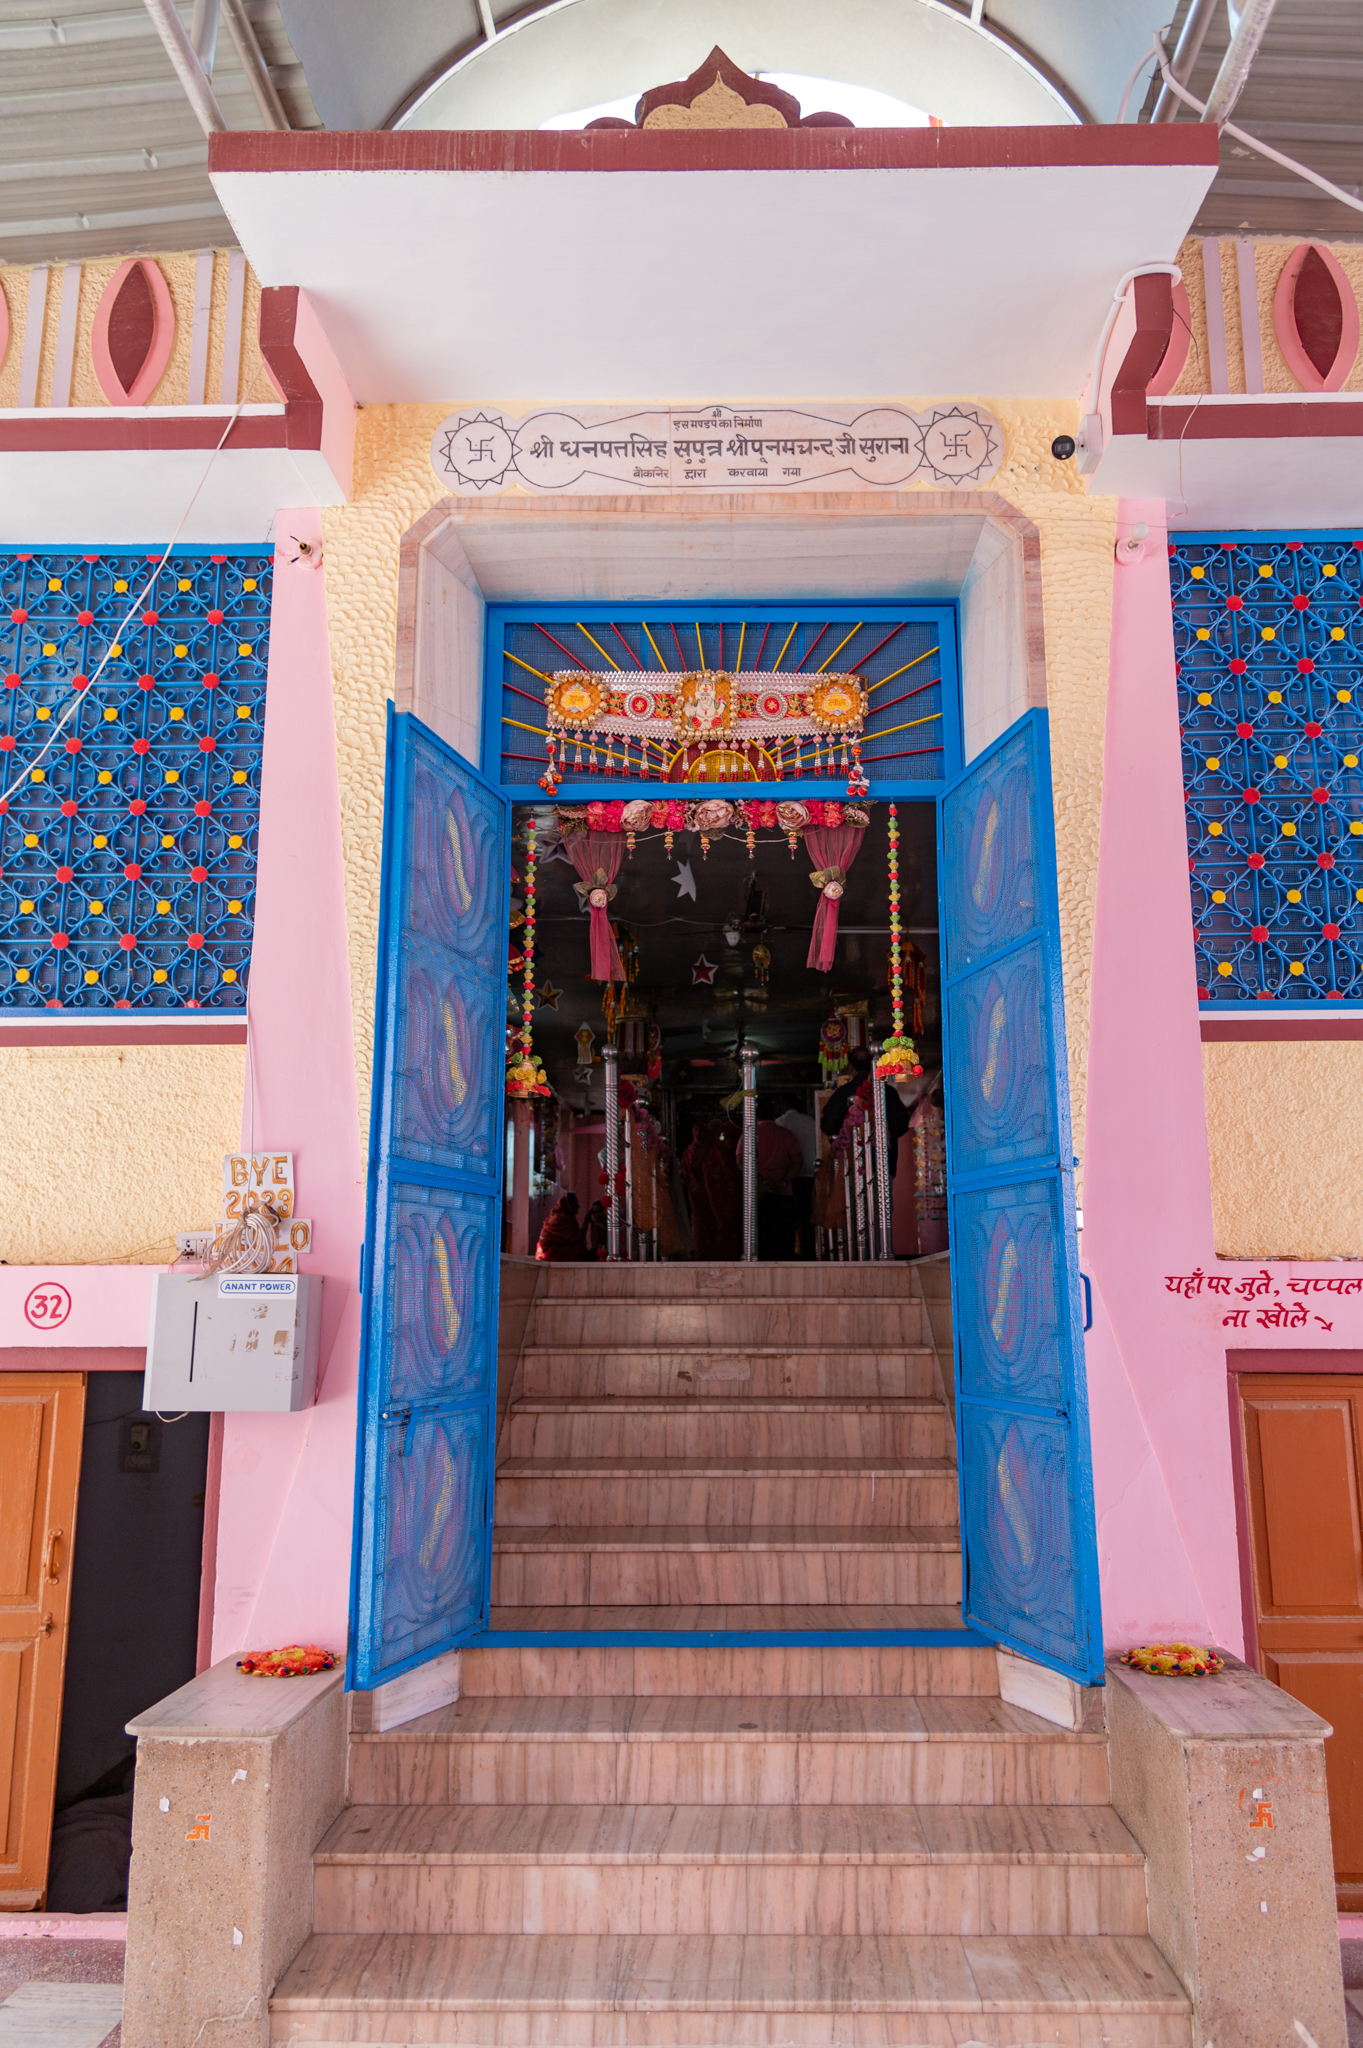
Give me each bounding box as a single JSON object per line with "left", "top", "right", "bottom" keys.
{"left": 320, "top": 397, "right": 1116, "bottom": 1200}
{"left": 1203, "top": 1039, "right": 1363, "bottom": 1258}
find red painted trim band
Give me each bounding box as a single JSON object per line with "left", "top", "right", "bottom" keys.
{"left": 208, "top": 124, "right": 1222, "bottom": 178}
{"left": 1149, "top": 399, "right": 1363, "bottom": 440}
{"left": 1201, "top": 1017, "right": 1363, "bottom": 1041}
{"left": 0, "top": 416, "right": 290, "bottom": 453}
{"left": 0, "top": 1022, "right": 248, "bottom": 1046}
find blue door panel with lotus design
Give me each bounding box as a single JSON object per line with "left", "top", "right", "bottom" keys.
{"left": 348, "top": 709, "right": 509, "bottom": 1691}
{"left": 938, "top": 711, "right": 1102, "bottom": 1683}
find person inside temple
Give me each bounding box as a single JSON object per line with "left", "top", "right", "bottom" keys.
{"left": 820, "top": 1046, "right": 912, "bottom": 1239}
{"left": 775, "top": 1092, "right": 818, "bottom": 1259}
{"left": 754, "top": 1098, "right": 804, "bottom": 1261}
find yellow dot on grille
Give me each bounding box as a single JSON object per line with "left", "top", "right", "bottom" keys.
{"left": 1334, "top": 628, "right": 1347, "bottom": 640}
{"left": 238, "top": 642, "right": 252, "bottom": 656}
{"left": 1198, "top": 692, "right": 1212, "bottom": 706}
{"left": 84, "top": 969, "right": 99, "bottom": 985}
{"left": 1207, "top": 756, "right": 1221, "bottom": 770}
{"left": 104, "top": 706, "right": 118, "bottom": 721}
{"left": 1324, "top": 564, "right": 1337, "bottom": 575}
{"left": 174, "top": 644, "right": 188, "bottom": 658}
{"left": 242, "top": 579, "right": 257, "bottom": 592}
{"left": 169, "top": 707, "right": 184, "bottom": 720}
{"left": 22, "top": 836, "right": 36, "bottom": 848}
{"left": 19, "top": 898, "right": 34, "bottom": 912}
{"left": 1212, "top": 890, "right": 1226, "bottom": 904}
{"left": 98, "top": 770, "right": 112, "bottom": 784}
{"left": 35, "top": 706, "right": 50, "bottom": 721}
{"left": 1208, "top": 821, "right": 1223, "bottom": 836}
{"left": 157, "top": 901, "right": 171, "bottom": 915}
{"left": 1282, "top": 822, "right": 1297, "bottom": 836}
{"left": 1269, "top": 691, "right": 1283, "bottom": 703}
{"left": 42, "top": 643, "right": 56, "bottom": 657}
{"left": 165, "top": 769, "right": 178, "bottom": 783}
{"left": 228, "top": 834, "right": 242, "bottom": 849}
{"left": 228, "top": 898, "right": 242, "bottom": 914}
{"left": 1340, "top": 690, "right": 1353, "bottom": 703}
{"left": 30, "top": 768, "right": 43, "bottom": 782}
{"left": 1346, "top": 755, "right": 1359, "bottom": 768}
{"left": 89, "top": 899, "right": 103, "bottom": 913}
{"left": 237, "top": 705, "right": 250, "bottom": 719}
{"left": 222, "top": 968, "right": 237, "bottom": 982}
{"left": 1352, "top": 821, "right": 1363, "bottom": 834}
{"left": 1259, "top": 564, "right": 1273, "bottom": 576}
{"left": 1218, "top": 961, "right": 1234, "bottom": 976}
{"left": 47, "top": 578, "right": 61, "bottom": 591}
{"left": 161, "top": 834, "right": 174, "bottom": 848}
{"left": 178, "top": 578, "right": 192, "bottom": 591}
{"left": 153, "top": 968, "right": 167, "bottom": 982}
{"left": 1191, "top": 566, "right": 1205, "bottom": 579}
{"left": 1196, "top": 628, "right": 1211, "bottom": 640}
{"left": 109, "top": 644, "right": 121, "bottom": 657}
{"left": 233, "top": 770, "right": 247, "bottom": 784}
{"left": 93, "top": 835, "right": 107, "bottom": 848}
{"left": 1275, "top": 755, "right": 1288, "bottom": 768}
{"left": 1261, "top": 627, "right": 1276, "bottom": 640}
{"left": 114, "top": 580, "right": 128, "bottom": 593}
{"left": 1290, "top": 960, "right": 1305, "bottom": 975}
{"left": 14, "top": 969, "right": 29, "bottom": 982}
{"left": 1357, "top": 889, "right": 1363, "bottom": 902}
{"left": 1287, "top": 889, "right": 1302, "bottom": 903}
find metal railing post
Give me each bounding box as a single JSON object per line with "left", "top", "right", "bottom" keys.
{"left": 602, "top": 1044, "right": 621, "bottom": 1262}
{"left": 739, "top": 1044, "right": 760, "bottom": 1262}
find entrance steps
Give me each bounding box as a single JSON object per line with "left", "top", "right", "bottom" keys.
{"left": 271, "top": 1261, "right": 1192, "bottom": 2046}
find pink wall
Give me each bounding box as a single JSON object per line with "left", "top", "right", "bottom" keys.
{"left": 1083, "top": 501, "right": 1363, "bottom": 1654}
{"left": 209, "top": 508, "right": 364, "bottom": 1662}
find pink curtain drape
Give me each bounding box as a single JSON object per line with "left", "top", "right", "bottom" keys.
{"left": 805, "top": 823, "right": 866, "bottom": 972}
{"left": 567, "top": 832, "right": 626, "bottom": 981}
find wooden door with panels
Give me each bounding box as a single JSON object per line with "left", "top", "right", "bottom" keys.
{"left": 1240, "top": 1371, "right": 1363, "bottom": 1909}
{"left": 0, "top": 1372, "right": 85, "bottom": 1910}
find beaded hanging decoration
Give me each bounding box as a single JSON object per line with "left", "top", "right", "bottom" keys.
{"left": 876, "top": 803, "right": 922, "bottom": 1082}
{"left": 506, "top": 815, "right": 549, "bottom": 1097}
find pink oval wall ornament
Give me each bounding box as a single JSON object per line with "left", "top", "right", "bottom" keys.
{"left": 1147, "top": 278, "right": 1193, "bottom": 397}
{"left": 1272, "top": 242, "right": 1359, "bottom": 392}
{"left": 91, "top": 257, "right": 176, "bottom": 406}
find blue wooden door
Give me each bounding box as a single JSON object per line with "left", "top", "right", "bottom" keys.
{"left": 348, "top": 709, "right": 509, "bottom": 1691}
{"left": 938, "top": 710, "right": 1102, "bottom": 1683}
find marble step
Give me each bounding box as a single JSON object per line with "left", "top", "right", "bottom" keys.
{"left": 491, "top": 1526, "right": 963, "bottom": 1607}
{"left": 503, "top": 1397, "right": 948, "bottom": 1461}
{"left": 271, "top": 1931, "right": 1192, "bottom": 2045}
{"left": 312, "top": 1802, "right": 1149, "bottom": 1938}
{"left": 493, "top": 1457, "right": 959, "bottom": 1528}
{"left": 529, "top": 1299, "right": 931, "bottom": 1349}
{"left": 348, "top": 1694, "right": 1110, "bottom": 1808}
{"left": 540, "top": 1262, "right": 919, "bottom": 1299}
{"left": 519, "top": 1344, "right": 937, "bottom": 1400}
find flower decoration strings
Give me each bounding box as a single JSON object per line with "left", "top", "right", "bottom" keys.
{"left": 876, "top": 803, "right": 924, "bottom": 1084}
{"left": 1121, "top": 1644, "right": 1225, "bottom": 1677}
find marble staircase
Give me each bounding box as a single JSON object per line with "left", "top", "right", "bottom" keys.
{"left": 271, "top": 1261, "right": 1192, "bottom": 2045}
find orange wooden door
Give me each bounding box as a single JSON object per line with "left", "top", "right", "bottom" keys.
{"left": 0, "top": 1372, "right": 85, "bottom": 1911}
{"left": 1240, "top": 1372, "right": 1363, "bottom": 1909}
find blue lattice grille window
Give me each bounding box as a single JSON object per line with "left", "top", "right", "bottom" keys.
{"left": 0, "top": 549, "right": 269, "bottom": 1009}
{"left": 1173, "top": 535, "right": 1363, "bottom": 1005}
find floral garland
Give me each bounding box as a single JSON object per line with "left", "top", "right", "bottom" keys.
{"left": 565, "top": 796, "right": 868, "bottom": 857}
{"left": 236, "top": 1644, "right": 337, "bottom": 1677}
{"left": 876, "top": 802, "right": 923, "bottom": 1084}
{"left": 1121, "top": 1643, "right": 1225, "bottom": 1677}
{"left": 507, "top": 816, "right": 550, "bottom": 1099}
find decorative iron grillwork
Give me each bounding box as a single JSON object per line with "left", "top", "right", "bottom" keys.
{"left": 1174, "top": 536, "right": 1363, "bottom": 1004}
{"left": 0, "top": 548, "right": 269, "bottom": 1009}
{"left": 493, "top": 613, "right": 948, "bottom": 790}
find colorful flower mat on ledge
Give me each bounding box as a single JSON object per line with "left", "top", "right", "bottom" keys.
{"left": 236, "top": 1644, "right": 337, "bottom": 1677}
{"left": 1121, "top": 1643, "right": 1225, "bottom": 1677}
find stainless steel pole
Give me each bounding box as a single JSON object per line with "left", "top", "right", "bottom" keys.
{"left": 739, "top": 1045, "right": 760, "bottom": 1261}
{"left": 602, "top": 1044, "right": 621, "bottom": 1262}
{"left": 870, "top": 1042, "right": 894, "bottom": 1260}
{"left": 850, "top": 1125, "right": 867, "bottom": 1261}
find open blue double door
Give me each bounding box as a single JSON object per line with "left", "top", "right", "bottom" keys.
{"left": 348, "top": 705, "right": 1102, "bottom": 1692}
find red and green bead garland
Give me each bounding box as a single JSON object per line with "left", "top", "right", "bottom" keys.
{"left": 506, "top": 816, "right": 549, "bottom": 1098}
{"left": 876, "top": 804, "right": 923, "bottom": 1083}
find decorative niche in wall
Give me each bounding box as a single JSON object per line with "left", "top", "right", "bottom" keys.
{"left": 1174, "top": 535, "right": 1363, "bottom": 1007}
{"left": 0, "top": 548, "right": 269, "bottom": 1009}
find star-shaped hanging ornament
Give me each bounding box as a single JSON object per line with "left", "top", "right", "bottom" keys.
{"left": 672, "top": 861, "right": 697, "bottom": 901}
{"left": 537, "top": 981, "right": 562, "bottom": 1012}
{"left": 692, "top": 954, "right": 718, "bottom": 986}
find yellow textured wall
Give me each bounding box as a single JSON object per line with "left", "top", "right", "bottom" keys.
{"left": 1169, "top": 232, "right": 1363, "bottom": 397}
{"left": 321, "top": 400, "right": 1115, "bottom": 1186}
{"left": 1204, "top": 1041, "right": 1363, "bottom": 1258}
{"left": 0, "top": 253, "right": 268, "bottom": 408}
{"left": 0, "top": 1045, "right": 245, "bottom": 1264}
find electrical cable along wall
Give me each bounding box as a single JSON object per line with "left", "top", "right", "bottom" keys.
{"left": 0, "top": 548, "right": 269, "bottom": 1009}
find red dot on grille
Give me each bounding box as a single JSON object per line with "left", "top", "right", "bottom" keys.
{"left": 1319, "top": 853, "right": 1336, "bottom": 868}
{"left": 199, "top": 736, "right": 216, "bottom": 752}
{"left": 1305, "top": 722, "right": 1323, "bottom": 736}
{"left": 1229, "top": 659, "right": 1247, "bottom": 674}
{"left": 210, "top": 556, "right": 225, "bottom": 565}
{"left": 138, "top": 674, "right": 154, "bottom": 691}
{"left": 194, "top": 800, "right": 211, "bottom": 816}
{"left": 1299, "top": 659, "right": 1316, "bottom": 673}
{"left": 64, "top": 737, "right": 81, "bottom": 754}
{"left": 61, "top": 801, "right": 77, "bottom": 817}
{"left": 1323, "top": 923, "right": 1341, "bottom": 939}
{"left": 187, "top": 932, "right": 204, "bottom": 949}
{"left": 1292, "top": 595, "right": 1311, "bottom": 609}
{"left": 142, "top": 611, "right": 158, "bottom": 625}
{"left": 1248, "top": 853, "right": 1265, "bottom": 868}
{"left": 114, "top": 999, "right": 130, "bottom": 1008}
{"left": 1314, "top": 787, "right": 1329, "bottom": 802}
{"left": 129, "top": 799, "right": 146, "bottom": 815}
{"left": 1225, "top": 596, "right": 1244, "bottom": 611}
{"left": 202, "top": 673, "right": 219, "bottom": 689}
{"left": 71, "top": 675, "right": 89, "bottom": 690}
{"left": 207, "top": 610, "right": 224, "bottom": 624}
{"left": 11, "top": 610, "right": 28, "bottom": 623}
{"left": 191, "top": 865, "right": 208, "bottom": 882}
{"left": 1243, "top": 789, "right": 1260, "bottom": 803}
{"left": 50, "top": 933, "right": 68, "bottom": 948}
{"left": 0, "top": 736, "right": 15, "bottom": 751}
{"left": 124, "top": 863, "right": 142, "bottom": 879}
{"left": 4, "top": 675, "right": 18, "bottom": 688}
{"left": 119, "top": 934, "right": 137, "bottom": 951}
{"left": 1251, "top": 925, "right": 1268, "bottom": 942}
{"left": 1197, "top": 985, "right": 1211, "bottom": 998}
{"left": 77, "top": 611, "right": 94, "bottom": 626}
{"left": 1236, "top": 722, "right": 1253, "bottom": 736}
{"left": 133, "top": 738, "right": 150, "bottom": 754}
{"left": 56, "top": 866, "right": 73, "bottom": 882}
